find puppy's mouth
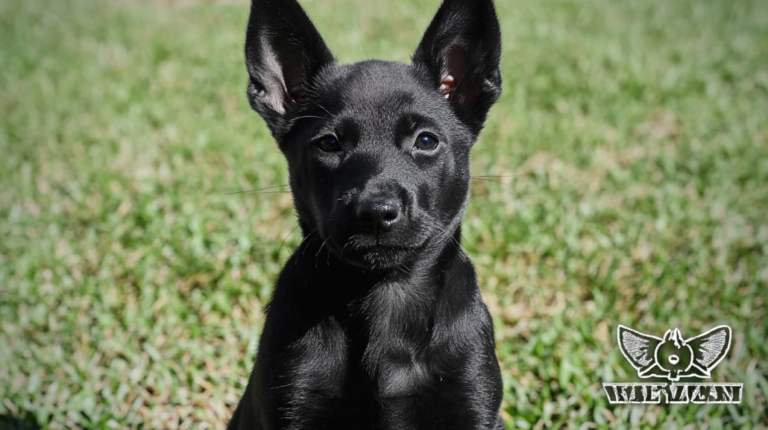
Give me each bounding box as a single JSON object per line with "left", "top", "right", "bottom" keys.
{"left": 327, "top": 234, "right": 427, "bottom": 269}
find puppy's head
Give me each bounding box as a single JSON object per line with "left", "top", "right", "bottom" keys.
{"left": 245, "top": 0, "right": 502, "bottom": 269}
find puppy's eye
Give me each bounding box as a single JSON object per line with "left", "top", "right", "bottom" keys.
{"left": 317, "top": 136, "right": 341, "bottom": 152}
{"left": 414, "top": 133, "right": 439, "bottom": 151}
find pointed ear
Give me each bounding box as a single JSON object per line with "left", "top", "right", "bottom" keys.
{"left": 412, "top": 0, "right": 502, "bottom": 136}
{"left": 244, "top": 0, "right": 335, "bottom": 132}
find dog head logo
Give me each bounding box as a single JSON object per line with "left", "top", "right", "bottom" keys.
{"left": 617, "top": 325, "right": 731, "bottom": 381}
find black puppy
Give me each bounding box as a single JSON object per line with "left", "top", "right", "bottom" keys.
{"left": 229, "top": 0, "right": 504, "bottom": 428}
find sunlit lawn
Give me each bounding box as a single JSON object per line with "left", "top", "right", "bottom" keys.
{"left": 1, "top": 0, "right": 766, "bottom": 428}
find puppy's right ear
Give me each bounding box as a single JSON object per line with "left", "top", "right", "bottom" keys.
{"left": 244, "top": 0, "right": 335, "bottom": 133}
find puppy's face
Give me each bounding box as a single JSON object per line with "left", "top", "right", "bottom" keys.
{"left": 280, "top": 61, "right": 473, "bottom": 268}
{"left": 245, "top": 0, "right": 502, "bottom": 269}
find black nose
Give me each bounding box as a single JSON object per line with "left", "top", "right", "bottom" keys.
{"left": 356, "top": 196, "right": 401, "bottom": 232}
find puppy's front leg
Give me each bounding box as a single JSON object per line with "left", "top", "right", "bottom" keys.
{"left": 255, "top": 308, "right": 351, "bottom": 430}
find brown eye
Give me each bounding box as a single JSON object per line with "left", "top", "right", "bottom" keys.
{"left": 317, "top": 136, "right": 340, "bottom": 152}
{"left": 415, "top": 133, "right": 438, "bottom": 150}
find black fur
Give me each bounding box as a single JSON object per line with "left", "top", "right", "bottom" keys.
{"left": 230, "top": 0, "right": 505, "bottom": 428}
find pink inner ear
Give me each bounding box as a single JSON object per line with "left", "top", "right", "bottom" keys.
{"left": 439, "top": 75, "right": 456, "bottom": 99}
{"left": 284, "top": 68, "right": 306, "bottom": 102}
{"left": 439, "top": 47, "right": 467, "bottom": 100}
{"left": 279, "top": 44, "right": 307, "bottom": 103}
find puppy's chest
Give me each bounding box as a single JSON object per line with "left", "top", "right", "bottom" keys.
{"left": 278, "top": 314, "right": 461, "bottom": 424}
{"left": 287, "top": 314, "right": 435, "bottom": 394}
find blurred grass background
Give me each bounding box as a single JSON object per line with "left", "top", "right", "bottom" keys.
{"left": 1, "top": 0, "right": 767, "bottom": 428}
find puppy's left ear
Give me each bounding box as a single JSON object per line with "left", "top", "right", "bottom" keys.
{"left": 413, "top": 0, "right": 502, "bottom": 136}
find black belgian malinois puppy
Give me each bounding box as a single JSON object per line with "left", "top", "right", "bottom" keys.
{"left": 229, "top": 0, "right": 505, "bottom": 428}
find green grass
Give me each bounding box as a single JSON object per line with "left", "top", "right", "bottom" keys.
{"left": 1, "top": 0, "right": 767, "bottom": 428}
